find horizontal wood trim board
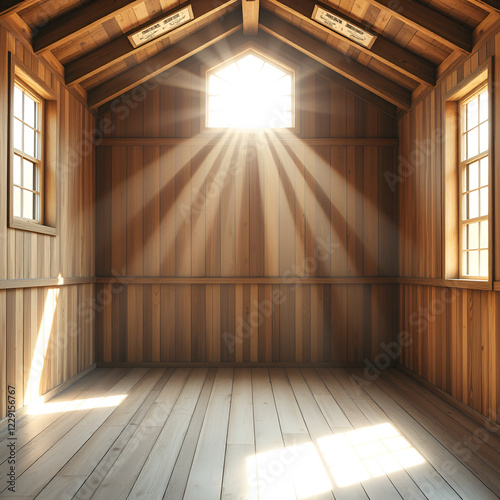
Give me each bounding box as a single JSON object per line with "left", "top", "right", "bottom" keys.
{"left": 98, "top": 137, "right": 399, "bottom": 147}
{"left": 397, "top": 277, "right": 492, "bottom": 290}
{"left": 96, "top": 362, "right": 365, "bottom": 368}
{"left": 0, "top": 277, "right": 96, "bottom": 290}
{"left": 396, "top": 366, "right": 500, "bottom": 435}
{"left": 96, "top": 277, "right": 398, "bottom": 285}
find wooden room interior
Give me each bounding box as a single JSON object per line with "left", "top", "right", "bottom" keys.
{"left": 0, "top": 0, "right": 500, "bottom": 498}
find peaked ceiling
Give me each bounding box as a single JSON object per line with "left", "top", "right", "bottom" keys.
{"left": 1, "top": 0, "right": 498, "bottom": 111}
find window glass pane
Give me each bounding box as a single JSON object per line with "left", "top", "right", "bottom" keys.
{"left": 467, "top": 98, "right": 478, "bottom": 130}
{"left": 480, "top": 157, "right": 488, "bottom": 187}
{"left": 208, "top": 96, "right": 226, "bottom": 111}
{"left": 468, "top": 250, "right": 479, "bottom": 276}
{"left": 24, "top": 93, "right": 36, "bottom": 128}
{"left": 480, "top": 220, "right": 488, "bottom": 249}
{"left": 462, "top": 194, "right": 468, "bottom": 220}
{"left": 14, "top": 86, "right": 23, "bottom": 119}
{"left": 468, "top": 161, "right": 479, "bottom": 191}
{"left": 480, "top": 250, "right": 488, "bottom": 277}
{"left": 467, "top": 128, "right": 479, "bottom": 159}
{"left": 480, "top": 91, "right": 488, "bottom": 123}
{"left": 24, "top": 125, "right": 35, "bottom": 157}
{"left": 34, "top": 193, "right": 40, "bottom": 221}
{"left": 13, "top": 154, "right": 22, "bottom": 186}
{"left": 261, "top": 62, "right": 286, "bottom": 82}
{"left": 35, "top": 131, "right": 42, "bottom": 160}
{"left": 13, "top": 187, "right": 21, "bottom": 218}
{"left": 23, "top": 159, "right": 34, "bottom": 191}
{"left": 479, "top": 122, "right": 489, "bottom": 153}
{"left": 462, "top": 253, "right": 468, "bottom": 277}
{"left": 468, "top": 190, "right": 479, "bottom": 219}
{"left": 14, "top": 118, "right": 23, "bottom": 150}
{"left": 208, "top": 75, "right": 230, "bottom": 95}
{"left": 273, "top": 75, "right": 292, "bottom": 95}
{"left": 23, "top": 190, "right": 34, "bottom": 219}
{"left": 480, "top": 187, "right": 488, "bottom": 217}
{"left": 468, "top": 222, "right": 479, "bottom": 250}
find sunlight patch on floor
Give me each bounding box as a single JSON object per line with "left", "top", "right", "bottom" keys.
{"left": 318, "top": 423, "right": 426, "bottom": 487}
{"left": 247, "top": 423, "right": 426, "bottom": 497}
{"left": 27, "top": 395, "right": 127, "bottom": 415}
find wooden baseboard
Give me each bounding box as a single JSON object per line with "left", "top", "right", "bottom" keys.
{"left": 96, "top": 361, "right": 365, "bottom": 369}
{"left": 397, "top": 365, "right": 500, "bottom": 434}
{"left": 0, "top": 363, "right": 97, "bottom": 431}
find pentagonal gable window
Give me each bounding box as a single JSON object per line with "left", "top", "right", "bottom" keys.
{"left": 206, "top": 50, "right": 294, "bottom": 129}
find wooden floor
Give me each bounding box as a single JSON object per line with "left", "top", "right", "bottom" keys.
{"left": 1, "top": 367, "right": 500, "bottom": 500}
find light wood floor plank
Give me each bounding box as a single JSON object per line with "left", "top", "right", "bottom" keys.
{"left": 227, "top": 367, "right": 254, "bottom": 445}
{"left": 252, "top": 368, "right": 296, "bottom": 500}
{"left": 183, "top": 368, "right": 234, "bottom": 500}
{"left": 163, "top": 369, "right": 217, "bottom": 500}
{"left": 128, "top": 368, "right": 208, "bottom": 499}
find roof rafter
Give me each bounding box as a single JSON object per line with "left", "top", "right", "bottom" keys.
{"left": 464, "top": 0, "right": 500, "bottom": 14}
{"left": 65, "top": 0, "right": 238, "bottom": 86}
{"left": 259, "top": 10, "right": 411, "bottom": 110}
{"left": 266, "top": 0, "right": 436, "bottom": 86}
{"left": 33, "top": 0, "right": 145, "bottom": 53}
{"left": 367, "top": 0, "right": 473, "bottom": 53}
{"left": 243, "top": 0, "right": 260, "bottom": 34}
{"left": 87, "top": 9, "right": 243, "bottom": 109}
{"left": 0, "top": 0, "right": 36, "bottom": 18}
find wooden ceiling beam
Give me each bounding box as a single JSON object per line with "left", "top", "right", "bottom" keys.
{"left": 267, "top": 0, "right": 436, "bottom": 86}
{"left": 367, "top": 0, "right": 473, "bottom": 53}
{"left": 65, "top": 0, "right": 238, "bottom": 86}
{"left": 0, "top": 0, "right": 33, "bottom": 18}
{"left": 33, "top": 0, "right": 144, "bottom": 53}
{"left": 464, "top": 0, "right": 500, "bottom": 14}
{"left": 259, "top": 10, "right": 411, "bottom": 110}
{"left": 88, "top": 9, "right": 242, "bottom": 109}
{"left": 242, "top": 0, "right": 260, "bottom": 34}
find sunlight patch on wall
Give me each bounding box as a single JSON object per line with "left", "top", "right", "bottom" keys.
{"left": 24, "top": 288, "right": 60, "bottom": 405}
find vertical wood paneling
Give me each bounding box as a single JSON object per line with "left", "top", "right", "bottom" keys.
{"left": 94, "top": 54, "right": 398, "bottom": 369}
{"left": 398, "top": 31, "right": 500, "bottom": 424}
{"left": 0, "top": 25, "right": 95, "bottom": 419}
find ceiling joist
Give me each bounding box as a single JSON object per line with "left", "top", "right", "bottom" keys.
{"left": 267, "top": 0, "right": 436, "bottom": 86}
{"left": 33, "top": 0, "right": 144, "bottom": 53}
{"left": 88, "top": 9, "right": 242, "bottom": 109}
{"left": 259, "top": 11, "right": 411, "bottom": 110}
{"left": 242, "top": 0, "right": 260, "bottom": 35}
{"left": 65, "top": 0, "right": 238, "bottom": 86}
{"left": 367, "top": 0, "right": 473, "bottom": 53}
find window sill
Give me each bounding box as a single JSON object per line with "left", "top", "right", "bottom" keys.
{"left": 10, "top": 218, "right": 57, "bottom": 236}
{"left": 397, "top": 277, "right": 491, "bottom": 290}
